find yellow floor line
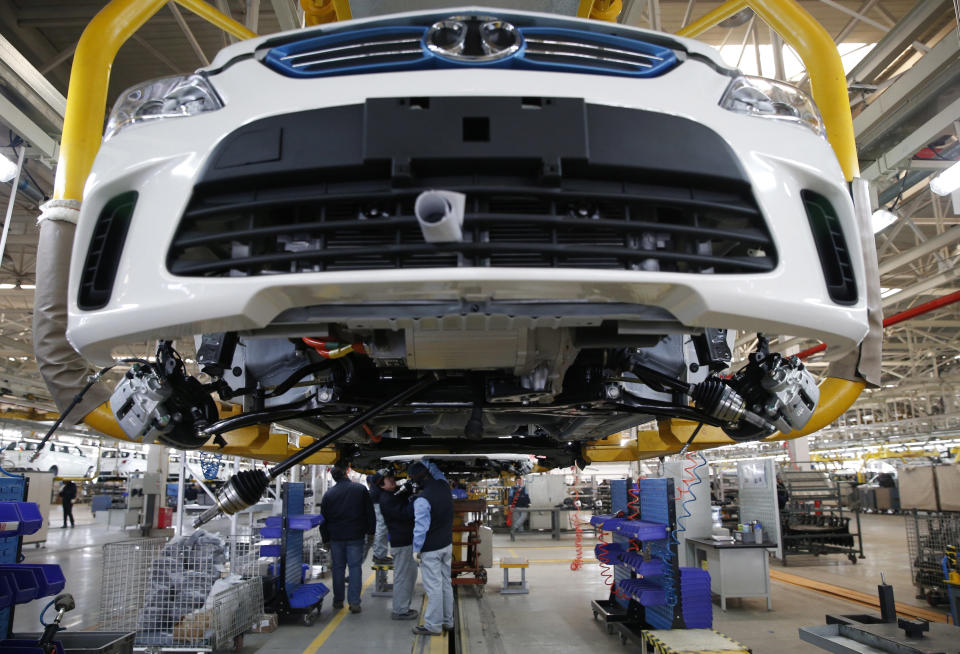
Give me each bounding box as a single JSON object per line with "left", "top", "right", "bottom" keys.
{"left": 508, "top": 548, "right": 517, "bottom": 558}
{"left": 302, "top": 572, "right": 376, "bottom": 653}
{"left": 457, "top": 588, "right": 469, "bottom": 654}
{"left": 412, "top": 587, "right": 450, "bottom": 653}
{"left": 769, "top": 569, "right": 948, "bottom": 624}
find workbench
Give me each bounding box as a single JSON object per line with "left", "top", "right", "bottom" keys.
{"left": 685, "top": 537, "right": 774, "bottom": 610}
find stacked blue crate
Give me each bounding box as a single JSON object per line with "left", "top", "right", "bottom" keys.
{"left": 260, "top": 483, "right": 329, "bottom": 612}
{"left": 677, "top": 567, "right": 712, "bottom": 628}
{"left": 0, "top": 475, "right": 64, "bottom": 647}
{"left": 607, "top": 480, "right": 632, "bottom": 610}
{"left": 638, "top": 477, "right": 681, "bottom": 630}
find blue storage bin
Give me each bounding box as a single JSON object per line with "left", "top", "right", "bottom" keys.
{"left": 288, "top": 582, "right": 328, "bottom": 609}
{"left": 259, "top": 527, "right": 282, "bottom": 539}
{"left": 264, "top": 516, "right": 282, "bottom": 528}
{"left": 0, "top": 568, "right": 38, "bottom": 604}
{"left": 590, "top": 514, "right": 614, "bottom": 527}
{"left": 0, "top": 575, "right": 12, "bottom": 610}
{"left": 613, "top": 519, "right": 667, "bottom": 541}
{"left": 287, "top": 514, "right": 323, "bottom": 530}
{"left": 260, "top": 544, "right": 281, "bottom": 557}
{"left": 14, "top": 503, "right": 42, "bottom": 536}
{"left": 0, "top": 565, "right": 65, "bottom": 598}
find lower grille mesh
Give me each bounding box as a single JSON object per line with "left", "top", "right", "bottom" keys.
{"left": 168, "top": 179, "right": 775, "bottom": 277}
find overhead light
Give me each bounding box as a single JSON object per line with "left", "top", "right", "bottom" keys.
{"left": 0, "top": 153, "right": 18, "bottom": 183}
{"left": 930, "top": 161, "right": 960, "bottom": 196}
{"left": 0, "top": 284, "right": 14, "bottom": 290}
{"left": 871, "top": 209, "right": 898, "bottom": 233}
{"left": 880, "top": 287, "right": 901, "bottom": 298}
{"left": 18, "top": 283, "right": 34, "bottom": 290}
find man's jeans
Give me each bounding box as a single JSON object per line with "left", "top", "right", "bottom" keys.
{"left": 419, "top": 544, "right": 453, "bottom": 632}
{"left": 330, "top": 539, "right": 364, "bottom": 606}
{"left": 510, "top": 509, "right": 529, "bottom": 534}
{"left": 392, "top": 544, "right": 417, "bottom": 615}
{"left": 373, "top": 505, "right": 389, "bottom": 559}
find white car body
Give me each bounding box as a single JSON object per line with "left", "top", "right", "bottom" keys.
{"left": 66, "top": 8, "right": 869, "bottom": 459}
{"left": 118, "top": 451, "right": 148, "bottom": 476}
{"left": 2, "top": 441, "right": 95, "bottom": 478}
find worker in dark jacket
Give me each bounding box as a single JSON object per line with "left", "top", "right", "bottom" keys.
{"left": 320, "top": 465, "right": 376, "bottom": 613}
{"left": 375, "top": 469, "right": 418, "bottom": 620}
{"left": 366, "top": 474, "right": 391, "bottom": 564}
{"left": 409, "top": 460, "right": 454, "bottom": 636}
{"left": 59, "top": 480, "right": 77, "bottom": 528}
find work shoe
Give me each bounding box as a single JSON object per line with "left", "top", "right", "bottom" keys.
{"left": 333, "top": 600, "right": 344, "bottom": 609}
{"left": 373, "top": 555, "right": 393, "bottom": 564}
{"left": 349, "top": 605, "right": 362, "bottom": 614}
{"left": 443, "top": 624, "right": 454, "bottom": 633}
{"left": 412, "top": 625, "right": 442, "bottom": 636}
{"left": 392, "top": 609, "right": 419, "bottom": 620}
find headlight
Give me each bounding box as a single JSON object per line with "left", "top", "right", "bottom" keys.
{"left": 104, "top": 74, "right": 223, "bottom": 140}
{"left": 720, "top": 76, "right": 825, "bottom": 137}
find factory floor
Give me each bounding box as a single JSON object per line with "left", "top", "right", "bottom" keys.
{"left": 16, "top": 508, "right": 949, "bottom": 654}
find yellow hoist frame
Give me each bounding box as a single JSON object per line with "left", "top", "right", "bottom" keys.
{"left": 50, "top": 0, "right": 864, "bottom": 465}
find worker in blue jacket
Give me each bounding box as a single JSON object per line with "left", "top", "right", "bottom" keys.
{"left": 408, "top": 459, "right": 454, "bottom": 636}
{"left": 374, "top": 468, "right": 418, "bottom": 620}
{"left": 319, "top": 465, "right": 375, "bottom": 613}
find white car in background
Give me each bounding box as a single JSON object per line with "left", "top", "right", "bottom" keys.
{"left": 70, "top": 8, "right": 867, "bottom": 464}
{"left": 2, "top": 441, "right": 96, "bottom": 478}
{"left": 118, "top": 451, "right": 148, "bottom": 476}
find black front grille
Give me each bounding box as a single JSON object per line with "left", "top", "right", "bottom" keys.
{"left": 802, "top": 190, "right": 857, "bottom": 305}
{"left": 78, "top": 192, "right": 138, "bottom": 310}
{"left": 168, "top": 179, "right": 775, "bottom": 276}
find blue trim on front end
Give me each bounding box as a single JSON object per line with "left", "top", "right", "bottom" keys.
{"left": 262, "top": 26, "right": 431, "bottom": 79}
{"left": 516, "top": 27, "right": 677, "bottom": 78}
{"left": 263, "top": 24, "right": 679, "bottom": 80}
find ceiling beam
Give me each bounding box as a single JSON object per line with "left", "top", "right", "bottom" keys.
{"left": 847, "top": 0, "right": 950, "bottom": 84}
{"left": 878, "top": 226, "right": 960, "bottom": 275}
{"left": 854, "top": 33, "right": 960, "bottom": 148}
{"left": 168, "top": 2, "right": 210, "bottom": 67}
{"left": 0, "top": 33, "right": 66, "bottom": 131}
{"left": 862, "top": 96, "right": 960, "bottom": 181}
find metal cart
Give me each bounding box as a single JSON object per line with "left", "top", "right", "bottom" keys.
{"left": 904, "top": 510, "right": 960, "bottom": 605}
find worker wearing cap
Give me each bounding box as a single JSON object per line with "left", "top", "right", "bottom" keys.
{"left": 408, "top": 459, "right": 454, "bottom": 636}
{"left": 320, "top": 465, "right": 375, "bottom": 614}
{"left": 375, "top": 469, "right": 418, "bottom": 620}
{"left": 366, "top": 473, "right": 392, "bottom": 565}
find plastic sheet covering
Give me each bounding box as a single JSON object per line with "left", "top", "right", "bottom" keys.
{"left": 32, "top": 218, "right": 109, "bottom": 422}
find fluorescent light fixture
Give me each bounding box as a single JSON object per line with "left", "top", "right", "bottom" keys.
{"left": 0, "top": 284, "right": 14, "bottom": 290}
{"left": 0, "top": 153, "right": 17, "bottom": 183}
{"left": 871, "top": 209, "right": 898, "bottom": 233}
{"left": 930, "top": 160, "right": 960, "bottom": 196}
{"left": 880, "top": 287, "right": 901, "bottom": 298}
{"left": 18, "top": 284, "right": 34, "bottom": 290}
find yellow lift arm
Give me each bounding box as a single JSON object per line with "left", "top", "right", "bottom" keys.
{"left": 50, "top": 0, "right": 863, "bottom": 464}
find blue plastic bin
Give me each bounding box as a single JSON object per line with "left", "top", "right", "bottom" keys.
{"left": 0, "top": 568, "right": 38, "bottom": 604}
{"left": 0, "top": 575, "right": 12, "bottom": 610}
{"left": 287, "top": 514, "right": 323, "bottom": 530}
{"left": 259, "top": 527, "right": 282, "bottom": 539}
{"left": 288, "top": 582, "right": 329, "bottom": 609}
{"left": 14, "top": 503, "right": 42, "bottom": 535}
{"left": 0, "top": 565, "right": 65, "bottom": 598}
{"left": 260, "top": 544, "right": 282, "bottom": 557}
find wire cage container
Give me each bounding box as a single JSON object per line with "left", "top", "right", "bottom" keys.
{"left": 905, "top": 510, "right": 960, "bottom": 604}
{"left": 99, "top": 532, "right": 263, "bottom": 652}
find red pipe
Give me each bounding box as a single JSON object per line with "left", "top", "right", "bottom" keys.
{"left": 797, "top": 290, "right": 960, "bottom": 360}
